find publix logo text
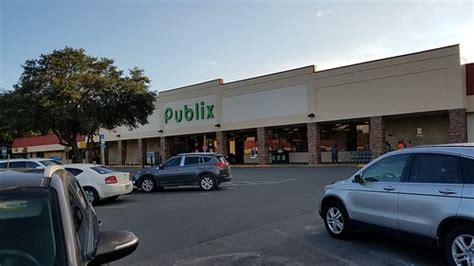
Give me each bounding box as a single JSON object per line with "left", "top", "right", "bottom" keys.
{"left": 165, "top": 101, "right": 215, "bottom": 123}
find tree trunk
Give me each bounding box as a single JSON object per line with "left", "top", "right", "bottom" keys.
{"left": 70, "top": 141, "right": 83, "bottom": 163}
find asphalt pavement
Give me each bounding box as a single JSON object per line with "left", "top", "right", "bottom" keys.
{"left": 95, "top": 167, "right": 444, "bottom": 266}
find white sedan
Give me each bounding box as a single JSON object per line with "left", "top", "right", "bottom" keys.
{"left": 64, "top": 164, "right": 133, "bottom": 205}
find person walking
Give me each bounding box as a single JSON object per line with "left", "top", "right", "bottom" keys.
{"left": 331, "top": 144, "right": 339, "bottom": 164}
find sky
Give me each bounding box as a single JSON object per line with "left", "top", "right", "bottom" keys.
{"left": 0, "top": 0, "right": 473, "bottom": 92}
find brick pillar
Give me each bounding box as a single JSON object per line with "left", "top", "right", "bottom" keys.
{"left": 137, "top": 138, "right": 144, "bottom": 166}
{"left": 257, "top": 127, "right": 270, "bottom": 165}
{"left": 117, "top": 140, "right": 124, "bottom": 165}
{"left": 449, "top": 108, "right": 467, "bottom": 143}
{"left": 370, "top": 116, "right": 385, "bottom": 159}
{"left": 216, "top": 131, "right": 228, "bottom": 156}
{"left": 160, "top": 137, "right": 171, "bottom": 162}
{"left": 307, "top": 122, "right": 321, "bottom": 165}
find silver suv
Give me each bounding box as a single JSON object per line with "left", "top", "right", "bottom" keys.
{"left": 319, "top": 144, "right": 474, "bottom": 266}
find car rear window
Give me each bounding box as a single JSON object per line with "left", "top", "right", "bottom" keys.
{"left": 202, "top": 156, "right": 215, "bottom": 163}
{"left": 40, "top": 160, "right": 63, "bottom": 167}
{"left": 90, "top": 166, "right": 114, "bottom": 174}
{"left": 66, "top": 168, "right": 84, "bottom": 176}
{"left": 0, "top": 188, "right": 67, "bottom": 265}
{"left": 0, "top": 162, "right": 6, "bottom": 169}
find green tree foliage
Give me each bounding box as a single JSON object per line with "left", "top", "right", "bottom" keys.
{"left": 3, "top": 47, "right": 156, "bottom": 162}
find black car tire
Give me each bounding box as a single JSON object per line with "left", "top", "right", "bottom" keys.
{"left": 198, "top": 174, "right": 216, "bottom": 191}
{"left": 323, "top": 201, "right": 352, "bottom": 239}
{"left": 84, "top": 187, "right": 100, "bottom": 205}
{"left": 140, "top": 176, "right": 156, "bottom": 193}
{"left": 444, "top": 223, "right": 474, "bottom": 266}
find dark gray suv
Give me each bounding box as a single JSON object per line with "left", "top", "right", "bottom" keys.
{"left": 133, "top": 153, "right": 231, "bottom": 192}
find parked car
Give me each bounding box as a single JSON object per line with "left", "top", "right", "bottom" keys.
{"left": 133, "top": 153, "right": 231, "bottom": 192}
{"left": 0, "top": 165, "right": 139, "bottom": 265}
{"left": 64, "top": 164, "right": 133, "bottom": 205}
{"left": 0, "top": 158, "right": 63, "bottom": 169}
{"left": 319, "top": 144, "right": 474, "bottom": 266}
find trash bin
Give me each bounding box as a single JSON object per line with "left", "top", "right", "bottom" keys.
{"left": 271, "top": 150, "right": 289, "bottom": 164}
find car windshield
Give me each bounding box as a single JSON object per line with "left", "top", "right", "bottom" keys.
{"left": 0, "top": 188, "right": 66, "bottom": 265}
{"left": 40, "top": 160, "right": 63, "bottom": 167}
{"left": 91, "top": 166, "right": 114, "bottom": 174}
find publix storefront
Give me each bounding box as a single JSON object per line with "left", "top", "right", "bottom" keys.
{"left": 101, "top": 45, "right": 471, "bottom": 166}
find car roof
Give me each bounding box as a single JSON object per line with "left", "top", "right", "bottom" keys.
{"left": 0, "top": 171, "right": 44, "bottom": 188}
{"left": 0, "top": 165, "right": 70, "bottom": 192}
{"left": 383, "top": 143, "right": 474, "bottom": 158}
{"left": 177, "top": 152, "right": 223, "bottom": 156}
{"left": 0, "top": 158, "right": 58, "bottom": 163}
{"left": 64, "top": 163, "right": 102, "bottom": 168}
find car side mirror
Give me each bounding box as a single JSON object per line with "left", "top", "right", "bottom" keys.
{"left": 91, "top": 231, "right": 139, "bottom": 265}
{"left": 353, "top": 174, "right": 363, "bottom": 183}
{"left": 158, "top": 164, "right": 164, "bottom": 170}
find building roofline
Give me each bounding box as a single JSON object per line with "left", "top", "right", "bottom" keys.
{"left": 316, "top": 44, "right": 460, "bottom": 74}
{"left": 223, "top": 65, "right": 316, "bottom": 86}
{"left": 160, "top": 79, "right": 224, "bottom": 94}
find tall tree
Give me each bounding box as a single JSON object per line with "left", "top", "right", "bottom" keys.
{"left": 5, "top": 47, "right": 156, "bottom": 162}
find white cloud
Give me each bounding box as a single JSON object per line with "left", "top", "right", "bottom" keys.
{"left": 316, "top": 9, "right": 333, "bottom": 17}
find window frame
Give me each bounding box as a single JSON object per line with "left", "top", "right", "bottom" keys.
{"left": 9, "top": 161, "right": 26, "bottom": 168}
{"left": 163, "top": 156, "right": 182, "bottom": 168}
{"left": 361, "top": 154, "right": 412, "bottom": 183}
{"left": 460, "top": 156, "right": 474, "bottom": 184}
{"left": 184, "top": 156, "right": 200, "bottom": 166}
{"left": 406, "top": 153, "right": 462, "bottom": 184}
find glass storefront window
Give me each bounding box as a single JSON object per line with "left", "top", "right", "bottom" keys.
{"left": 268, "top": 126, "right": 308, "bottom": 153}
{"left": 320, "top": 121, "right": 371, "bottom": 163}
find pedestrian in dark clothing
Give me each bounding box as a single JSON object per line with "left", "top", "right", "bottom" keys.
{"left": 385, "top": 141, "right": 392, "bottom": 152}
{"left": 331, "top": 144, "right": 339, "bottom": 164}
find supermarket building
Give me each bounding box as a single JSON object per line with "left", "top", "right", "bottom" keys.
{"left": 12, "top": 44, "right": 474, "bottom": 165}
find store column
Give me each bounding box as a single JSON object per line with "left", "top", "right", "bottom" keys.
{"left": 257, "top": 127, "right": 270, "bottom": 165}
{"left": 449, "top": 108, "right": 468, "bottom": 143}
{"left": 160, "top": 137, "right": 171, "bottom": 161}
{"left": 117, "top": 140, "right": 124, "bottom": 165}
{"left": 307, "top": 122, "right": 321, "bottom": 165}
{"left": 216, "top": 131, "right": 228, "bottom": 156}
{"left": 370, "top": 116, "right": 385, "bottom": 159}
{"left": 137, "top": 138, "right": 145, "bottom": 166}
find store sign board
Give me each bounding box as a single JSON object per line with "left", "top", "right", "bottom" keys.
{"left": 164, "top": 101, "right": 214, "bottom": 124}
{"left": 164, "top": 95, "right": 216, "bottom": 129}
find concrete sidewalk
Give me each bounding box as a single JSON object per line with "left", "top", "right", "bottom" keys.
{"left": 109, "top": 163, "right": 365, "bottom": 169}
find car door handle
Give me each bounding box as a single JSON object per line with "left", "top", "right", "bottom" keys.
{"left": 383, "top": 186, "right": 395, "bottom": 191}
{"left": 439, "top": 189, "right": 457, "bottom": 195}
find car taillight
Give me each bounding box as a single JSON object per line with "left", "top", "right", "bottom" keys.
{"left": 105, "top": 176, "right": 118, "bottom": 184}
{"left": 215, "top": 162, "right": 226, "bottom": 169}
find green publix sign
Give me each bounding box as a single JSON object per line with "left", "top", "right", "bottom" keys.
{"left": 165, "top": 101, "right": 214, "bottom": 124}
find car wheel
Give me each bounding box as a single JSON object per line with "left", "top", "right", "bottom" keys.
{"left": 84, "top": 187, "right": 99, "bottom": 205}
{"left": 140, "top": 176, "right": 156, "bottom": 193}
{"left": 323, "top": 201, "right": 352, "bottom": 239}
{"left": 199, "top": 175, "right": 216, "bottom": 191}
{"left": 444, "top": 224, "right": 474, "bottom": 266}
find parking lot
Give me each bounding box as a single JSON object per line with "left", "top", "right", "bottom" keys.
{"left": 96, "top": 167, "right": 444, "bottom": 266}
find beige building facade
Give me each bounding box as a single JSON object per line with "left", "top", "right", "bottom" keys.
{"left": 101, "top": 45, "right": 472, "bottom": 165}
